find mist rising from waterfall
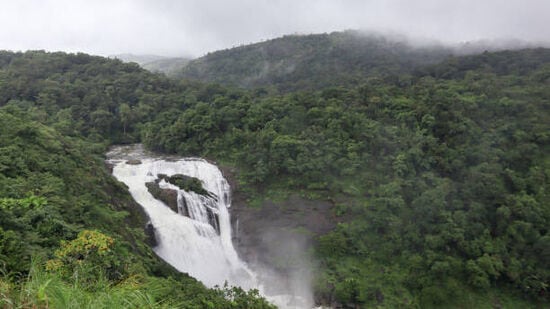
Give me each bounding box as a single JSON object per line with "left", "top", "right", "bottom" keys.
{"left": 107, "top": 145, "right": 313, "bottom": 308}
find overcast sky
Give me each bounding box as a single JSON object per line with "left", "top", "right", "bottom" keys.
{"left": 0, "top": 0, "right": 548, "bottom": 58}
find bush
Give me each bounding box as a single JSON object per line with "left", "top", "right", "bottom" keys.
{"left": 46, "top": 230, "right": 129, "bottom": 285}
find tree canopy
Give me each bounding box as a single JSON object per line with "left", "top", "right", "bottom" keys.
{"left": 0, "top": 45, "right": 548, "bottom": 307}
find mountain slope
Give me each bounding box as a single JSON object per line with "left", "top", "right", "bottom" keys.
{"left": 112, "top": 53, "right": 191, "bottom": 76}
{"left": 0, "top": 46, "right": 548, "bottom": 307}
{"left": 0, "top": 51, "right": 272, "bottom": 308}
{"left": 178, "top": 30, "right": 452, "bottom": 91}
{"left": 148, "top": 48, "right": 550, "bottom": 307}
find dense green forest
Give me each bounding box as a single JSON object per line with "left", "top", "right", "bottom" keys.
{"left": 179, "top": 31, "right": 451, "bottom": 92}
{"left": 0, "top": 51, "right": 273, "bottom": 308}
{"left": 0, "top": 35, "right": 549, "bottom": 308}
{"left": 148, "top": 48, "right": 550, "bottom": 307}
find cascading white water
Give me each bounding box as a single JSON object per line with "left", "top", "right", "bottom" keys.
{"left": 108, "top": 146, "right": 255, "bottom": 289}
{"left": 107, "top": 145, "right": 312, "bottom": 308}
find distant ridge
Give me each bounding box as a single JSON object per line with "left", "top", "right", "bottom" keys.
{"left": 176, "top": 30, "right": 549, "bottom": 91}
{"left": 177, "top": 30, "right": 453, "bottom": 91}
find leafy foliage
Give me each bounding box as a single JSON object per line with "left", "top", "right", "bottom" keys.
{"left": 179, "top": 30, "right": 451, "bottom": 91}
{"left": 0, "top": 46, "right": 549, "bottom": 308}
{"left": 159, "top": 174, "right": 209, "bottom": 196}
{"left": 0, "top": 106, "right": 271, "bottom": 307}
{"left": 45, "top": 230, "right": 128, "bottom": 285}
{"left": 149, "top": 48, "right": 550, "bottom": 306}
{"left": 1, "top": 260, "right": 274, "bottom": 309}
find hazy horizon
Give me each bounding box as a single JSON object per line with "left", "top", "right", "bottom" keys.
{"left": 1, "top": 0, "right": 549, "bottom": 58}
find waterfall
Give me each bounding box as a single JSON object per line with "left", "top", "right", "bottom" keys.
{"left": 107, "top": 145, "right": 312, "bottom": 308}
{"left": 108, "top": 146, "right": 255, "bottom": 289}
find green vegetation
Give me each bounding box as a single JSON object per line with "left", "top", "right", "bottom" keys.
{"left": 1, "top": 259, "right": 273, "bottom": 308}
{"left": 179, "top": 30, "right": 451, "bottom": 91}
{"left": 0, "top": 37, "right": 549, "bottom": 307}
{"left": 159, "top": 174, "right": 209, "bottom": 196}
{"left": 0, "top": 53, "right": 272, "bottom": 307}
{"left": 149, "top": 48, "right": 550, "bottom": 307}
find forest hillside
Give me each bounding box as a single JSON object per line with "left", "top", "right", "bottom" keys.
{"left": 0, "top": 38, "right": 548, "bottom": 307}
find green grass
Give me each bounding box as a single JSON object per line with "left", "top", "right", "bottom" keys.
{"left": 0, "top": 260, "right": 276, "bottom": 309}
{"left": 1, "top": 262, "right": 170, "bottom": 309}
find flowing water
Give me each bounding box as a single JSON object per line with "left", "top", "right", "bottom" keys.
{"left": 107, "top": 144, "right": 311, "bottom": 308}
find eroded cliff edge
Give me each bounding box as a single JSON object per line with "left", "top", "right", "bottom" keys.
{"left": 221, "top": 165, "right": 339, "bottom": 301}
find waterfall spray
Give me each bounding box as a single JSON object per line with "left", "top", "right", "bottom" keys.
{"left": 107, "top": 145, "right": 312, "bottom": 308}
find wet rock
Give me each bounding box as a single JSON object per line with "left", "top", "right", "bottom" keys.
{"left": 231, "top": 194, "right": 337, "bottom": 263}
{"left": 178, "top": 194, "right": 189, "bottom": 217}
{"left": 145, "top": 181, "right": 178, "bottom": 213}
{"left": 225, "top": 162, "right": 339, "bottom": 300}
{"left": 158, "top": 174, "right": 209, "bottom": 196}
{"left": 145, "top": 221, "right": 157, "bottom": 247}
{"left": 206, "top": 207, "right": 220, "bottom": 234}
{"left": 104, "top": 161, "right": 114, "bottom": 173}
{"left": 126, "top": 159, "right": 142, "bottom": 165}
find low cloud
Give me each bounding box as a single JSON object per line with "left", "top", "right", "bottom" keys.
{"left": 1, "top": 0, "right": 548, "bottom": 58}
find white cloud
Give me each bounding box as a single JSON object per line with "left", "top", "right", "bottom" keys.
{"left": 0, "top": 0, "right": 548, "bottom": 57}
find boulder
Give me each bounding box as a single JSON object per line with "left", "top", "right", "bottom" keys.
{"left": 104, "top": 161, "right": 114, "bottom": 173}
{"left": 145, "top": 182, "right": 178, "bottom": 213}
{"left": 126, "top": 159, "right": 142, "bottom": 165}
{"left": 144, "top": 221, "right": 157, "bottom": 247}
{"left": 158, "top": 174, "right": 209, "bottom": 196}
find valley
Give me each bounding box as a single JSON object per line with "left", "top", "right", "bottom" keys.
{"left": 0, "top": 32, "right": 548, "bottom": 308}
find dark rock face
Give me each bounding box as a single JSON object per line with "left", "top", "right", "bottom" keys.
{"left": 145, "top": 221, "right": 158, "bottom": 247}
{"left": 145, "top": 181, "right": 178, "bottom": 213}
{"left": 231, "top": 194, "right": 336, "bottom": 266}
{"left": 178, "top": 194, "right": 189, "bottom": 217}
{"left": 144, "top": 175, "right": 219, "bottom": 232}
{"left": 104, "top": 161, "right": 114, "bottom": 173}
{"left": 206, "top": 207, "right": 220, "bottom": 234}
{"left": 220, "top": 165, "right": 339, "bottom": 299}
